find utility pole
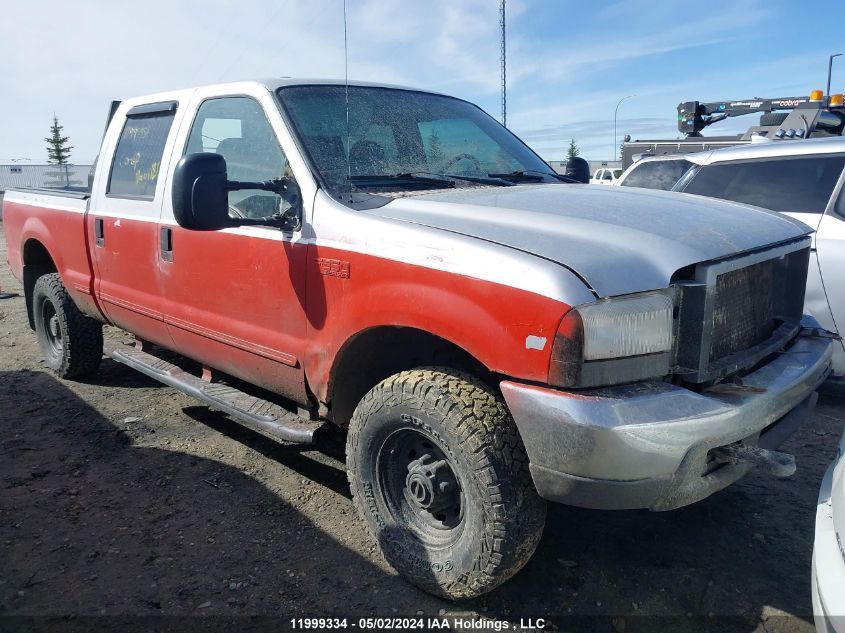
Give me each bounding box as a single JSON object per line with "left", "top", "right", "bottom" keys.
{"left": 500, "top": 0, "right": 506, "bottom": 127}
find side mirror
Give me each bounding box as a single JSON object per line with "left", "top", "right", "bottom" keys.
{"left": 172, "top": 153, "right": 232, "bottom": 230}
{"left": 172, "top": 152, "right": 302, "bottom": 231}
{"left": 565, "top": 156, "right": 591, "bottom": 184}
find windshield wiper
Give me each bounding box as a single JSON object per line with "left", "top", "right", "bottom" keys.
{"left": 436, "top": 173, "right": 513, "bottom": 186}
{"left": 348, "top": 173, "right": 456, "bottom": 189}
{"left": 349, "top": 172, "right": 513, "bottom": 189}
{"left": 488, "top": 169, "right": 579, "bottom": 184}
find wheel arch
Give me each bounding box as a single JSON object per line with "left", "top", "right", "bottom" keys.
{"left": 22, "top": 238, "right": 59, "bottom": 330}
{"left": 326, "top": 325, "right": 493, "bottom": 427}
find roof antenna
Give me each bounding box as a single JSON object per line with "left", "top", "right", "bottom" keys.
{"left": 500, "top": 0, "right": 506, "bottom": 128}
{"left": 343, "top": 0, "right": 351, "bottom": 198}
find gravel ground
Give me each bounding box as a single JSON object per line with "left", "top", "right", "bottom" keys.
{"left": 1, "top": 222, "right": 843, "bottom": 633}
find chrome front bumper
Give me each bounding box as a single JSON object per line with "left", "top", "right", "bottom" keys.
{"left": 501, "top": 329, "right": 833, "bottom": 511}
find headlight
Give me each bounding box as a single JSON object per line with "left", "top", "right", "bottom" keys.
{"left": 549, "top": 290, "right": 675, "bottom": 388}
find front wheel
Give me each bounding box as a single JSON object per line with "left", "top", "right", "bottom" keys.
{"left": 346, "top": 368, "right": 546, "bottom": 599}
{"left": 32, "top": 273, "right": 103, "bottom": 379}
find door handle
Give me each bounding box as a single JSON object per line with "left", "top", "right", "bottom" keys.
{"left": 160, "top": 226, "right": 173, "bottom": 262}
{"left": 94, "top": 218, "right": 104, "bottom": 247}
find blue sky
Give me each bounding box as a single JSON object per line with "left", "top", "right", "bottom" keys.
{"left": 2, "top": 0, "right": 845, "bottom": 163}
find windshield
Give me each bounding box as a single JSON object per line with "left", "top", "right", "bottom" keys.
{"left": 621, "top": 159, "right": 693, "bottom": 190}
{"left": 276, "top": 85, "right": 558, "bottom": 196}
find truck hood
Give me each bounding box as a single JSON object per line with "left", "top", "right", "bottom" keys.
{"left": 365, "top": 184, "right": 811, "bottom": 297}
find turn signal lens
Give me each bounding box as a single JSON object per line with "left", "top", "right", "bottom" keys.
{"left": 578, "top": 292, "right": 674, "bottom": 360}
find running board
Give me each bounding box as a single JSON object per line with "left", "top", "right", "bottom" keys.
{"left": 111, "top": 347, "right": 327, "bottom": 444}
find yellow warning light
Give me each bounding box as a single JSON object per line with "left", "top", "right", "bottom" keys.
{"left": 830, "top": 93, "right": 845, "bottom": 107}
{"left": 810, "top": 89, "right": 825, "bottom": 101}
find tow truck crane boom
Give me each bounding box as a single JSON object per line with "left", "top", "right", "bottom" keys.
{"left": 678, "top": 96, "right": 814, "bottom": 136}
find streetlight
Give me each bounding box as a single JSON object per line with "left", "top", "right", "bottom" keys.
{"left": 828, "top": 53, "right": 843, "bottom": 100}
{"left": 614, "top": 94, "right": 635, "bottom": 162}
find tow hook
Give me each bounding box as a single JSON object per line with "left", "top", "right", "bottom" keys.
{"left": 711, "top": 444, "right": 796, "bottom": 478}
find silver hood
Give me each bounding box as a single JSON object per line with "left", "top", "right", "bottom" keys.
{"left": 364, "top": 184, "right": 812, "bottom": 297}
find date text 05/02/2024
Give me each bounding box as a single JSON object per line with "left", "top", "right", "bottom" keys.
{"left": 289, "top": 617, "right": 547, "bottom": 630}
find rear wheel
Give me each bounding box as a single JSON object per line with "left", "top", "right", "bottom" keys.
{"left": 346, "top": 368, "right": 546, "bottom": 599}
{"left": 33, "top": 273, "right": 103, "bottom": 379}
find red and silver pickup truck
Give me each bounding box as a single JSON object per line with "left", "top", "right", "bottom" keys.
{"left": 2, "top": 79, "right": 834, "bottom": 599}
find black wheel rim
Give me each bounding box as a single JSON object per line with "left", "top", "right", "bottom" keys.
{"left": 376, "top": 428, "right": 465, "bottom": 546}
{"left": 40, "top": 299, "right": 63, "bottom": 358}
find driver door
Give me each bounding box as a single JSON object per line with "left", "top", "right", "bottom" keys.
{"left": 157, "top": 94, "right": 309, "bottom": 403}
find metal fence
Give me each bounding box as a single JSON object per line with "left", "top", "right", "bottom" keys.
{"left": 0, "top": 164, "right": 92, "bottom": 192}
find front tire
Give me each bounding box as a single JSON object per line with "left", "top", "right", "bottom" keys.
{"left": 32, "top": 273, "right": 103, "bottom": 379}
{"left": 346, "top": 368, "right": 546, "bottom": 599}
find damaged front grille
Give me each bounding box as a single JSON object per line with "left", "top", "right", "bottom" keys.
{"left": 674, "top": 237, "right": 810, "bottom": 384}
{"left": 710, "top": 259, "right": 777, "bottom": 361}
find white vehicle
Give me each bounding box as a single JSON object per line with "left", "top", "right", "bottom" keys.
{"left": 812, "top": 425, "right": 845, "bottom": 633}
{"left": 590, "top": 167, "right": 622, "bottom": 185}
{"left": 671, "top": 137, "right": 845, "bottom": 377}
{"left": 615, "top": 155, "right": 693, "bottom": 190}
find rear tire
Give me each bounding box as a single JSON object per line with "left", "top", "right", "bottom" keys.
{"left": 346, "top": 367, "right": 546, "bottom": 600}
{"left": 32, "top": 273, "right": 103, "bottom": 379}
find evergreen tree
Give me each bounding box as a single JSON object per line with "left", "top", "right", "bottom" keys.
{"left": 45, "top": 115, "right": 73, "bottom": 165}
{"left": 428, "top": 129, "right": 443, "bottom": 168}
{"left": 566, "top": 138, "right": 580, "bottom": 160}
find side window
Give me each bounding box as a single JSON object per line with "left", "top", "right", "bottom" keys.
{"left": 594, "top": 170, "right": 603, "bottom": 180}
{"left": 602, "top": 170, "right": 612, "bottom": 180}
{"left": 683, "top": 155, "right": 845, "bottom": 213}
{"left": 185, "top": 97, "right": 289, "bottom": 219}
{"left": 107, "top": 106, "right": 175, "bottom": 199}
{"left": 621, "top": 160, "right": 692, "bottom": 190}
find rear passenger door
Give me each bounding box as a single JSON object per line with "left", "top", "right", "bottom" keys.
{"left": 157, "top": 91, "right": 310, "bottom": 404}
{"left": 88, "top": 100, "right": 180, "bottom": 348}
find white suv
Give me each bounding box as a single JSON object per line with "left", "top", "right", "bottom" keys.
{"left": 672, "top": 137, "right": 845, "bottom": 378}
{"left": 671, "top": 135, "right": 845, "bottom": 632}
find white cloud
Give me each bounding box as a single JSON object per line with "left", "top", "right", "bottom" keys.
{"left": 0, "top": 0, "right": 836, "bottom": 163}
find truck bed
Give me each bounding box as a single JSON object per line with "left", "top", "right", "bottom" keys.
{"left": 2, "top": 187, "right": 97, "bottom": 320}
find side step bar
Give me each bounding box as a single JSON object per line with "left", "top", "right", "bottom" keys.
{"left": 112, "top": 347, "right": 328, "bottom": 444}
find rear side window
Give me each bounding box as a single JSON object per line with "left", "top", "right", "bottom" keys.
{"left": 620, "top": 159, "right": 693, "bottom": 190}
{"left": 683, "top": 155, "right": 845, "bottom": 213}
{"left": 107, "top": 106, "right": 176, "bottom": 200}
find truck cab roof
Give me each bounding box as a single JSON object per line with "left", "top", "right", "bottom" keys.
{"left": 118, "top": 78, "right": 441, "bottom": 111}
